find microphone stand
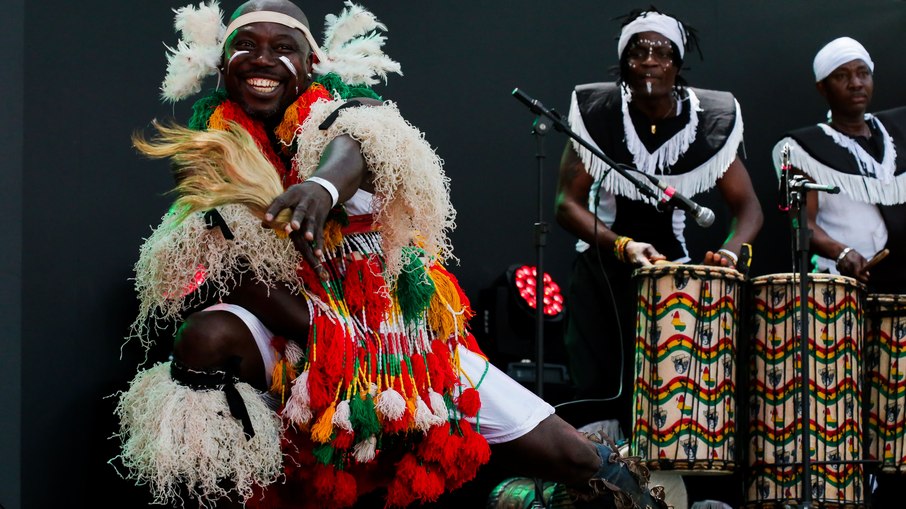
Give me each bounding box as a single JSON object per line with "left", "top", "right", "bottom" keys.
{"left": 531, "top": 113, "right": 551, "bottom": 398}
{"left": 782, "top": 144, "right": 840, "bottom": 508}
{"left": 513, "top": 89, "right": 663, "bottom": 400}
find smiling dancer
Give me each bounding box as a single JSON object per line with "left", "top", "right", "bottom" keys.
{"left": 112, "top": 1, "right": 668, "bottom": 508}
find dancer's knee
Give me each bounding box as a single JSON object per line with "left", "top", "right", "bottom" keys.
{"left": 173, "top": 310, "right": 265, "bottom": 388}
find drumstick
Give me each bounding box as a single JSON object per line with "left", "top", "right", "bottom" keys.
{"left": 865, "top": 248, "right": 889, "bottom": 271}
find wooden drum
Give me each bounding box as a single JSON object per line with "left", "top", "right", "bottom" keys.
{"left": 746, "top": 273, "right": 865, "bottom": 507}
{"left": 632, "top": 263, "right": 744, "bottom": 472}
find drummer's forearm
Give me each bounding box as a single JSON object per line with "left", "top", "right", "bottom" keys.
{"left": 810, "top": 227, "right": 849, "bottom": 261}
{"left": 556, "top": 202, "right": 620, "bottom": 251}
{"left": 720, "top": 209, "right": 762, "bottom": 256}
{"left": 806, "top": 191, "right": 848, "bottom": 260}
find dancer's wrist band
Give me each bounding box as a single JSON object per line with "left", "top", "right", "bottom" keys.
{"left": 306, "top": 176, "right": 339, "bottom": 207}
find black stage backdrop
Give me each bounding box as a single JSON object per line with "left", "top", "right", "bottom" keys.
{"left": 4, "top": 1, "right": 905, "bottom": 507}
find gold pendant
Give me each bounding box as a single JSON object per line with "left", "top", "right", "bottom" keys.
{"left": 651, "top": 124, "right": 656, "bottom": 134}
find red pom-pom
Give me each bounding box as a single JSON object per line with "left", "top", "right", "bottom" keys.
{"left": 431, "top": 340, "right": 458, "bottom": 391}
{"left": 459, "top": 420, "right": 491, "bottom": 465}
{"left": 343, "top": 258, "right": 367, "bottom": 314}
{"left": 363, "top": 256, "right": 390, "bottom": 330}
{"left": 298, "top": 263, "right": 329, "bottom": 300}
{"left": 312, "top": 464, "right": 358, "bottom": 508}
{"left": 410, "top": 353, "right": 430, "bottom": 401}
{"left": 382, "top": 407, "right": 413, "bottom": 434}
{"left": 457, "top": 387, "right": 481, "bottom": 417}
{"left": 418, "top": 422, "right": 460, "bottom": 467}
{"left": 333, "top": 430, "right": 355, "bottom": 450}
{"left": 462, "top": 332, "right": 486, "bottom": 356}
{"left": 386, "top": 453, "right": 446, "bottom": 506}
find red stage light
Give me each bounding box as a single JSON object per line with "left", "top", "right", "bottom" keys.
{"left": 511, "top": 264, "right": 564, "bottom": 317}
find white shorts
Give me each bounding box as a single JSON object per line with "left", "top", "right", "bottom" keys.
{"left": 202, "top": 303, "right": 278, "bottom": 386}
{"left": 457, "top": 345, "right": 555, "bottom": 444}
{"left": 201, "top": 305, "right": 555, "bottom": 444}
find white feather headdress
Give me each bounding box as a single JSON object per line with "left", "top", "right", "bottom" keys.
{"left": 160, "top": 1, "right": 401, "bottom": 103}
{"left": 313, "top": 1, "right": 402, "bottom": 85}
{"left": 161, "top": 2, "right": 225, "bottom": 103}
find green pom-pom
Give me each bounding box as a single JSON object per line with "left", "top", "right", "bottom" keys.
{"left": 312, "top": 442, "right": 336, "bottom": 466}
{"left": 187, "top": 89, "right": 229, "bottom": 131}
{"left": 350, "top": 393, "right": 381, "bottom": 438}
{"left": 315, "top": 73, "right": 382, "bottom": 101}
{"left": 396, "top": 248, "right": 436, "bottom": 324}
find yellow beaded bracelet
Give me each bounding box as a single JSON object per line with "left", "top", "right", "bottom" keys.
{"left": 613, "top": 236, "right": 632, "bottom": 263}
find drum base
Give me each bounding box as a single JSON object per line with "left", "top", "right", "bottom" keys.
{"left": 645, "top": 460, "right": 736, "bottom": 473}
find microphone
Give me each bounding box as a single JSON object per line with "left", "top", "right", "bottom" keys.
{"left": 512, "top": 88, "right": 548, "bottom": 116}
{"left": 644, "top": 174, "right": 715, "bottom": 227}
{"left": 801, "top": 181, "right": 840, "bottom": 194}
{"left": 779, "top": 143, "right": 792, "bottom": 212}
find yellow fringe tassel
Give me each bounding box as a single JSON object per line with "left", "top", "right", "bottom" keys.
{"left": 274, "top": 101, "right": 300, "bottom": 145}
{"left": 270, "top": 359, "right": 298, "bottom": 405}
{"left": 207, "top": 106, "right": 229, "bottom": 131}
{"left": 406, "top": 397, "right": 417, "bottom": 418}
{"left": 311, "top": 402, "right": 337, "bottom": 444}
{"left": 323, "top": 220, "right": 344, "bottom": 253}
{"left": 426, "top": 268, "right": 463, "bottom": 340}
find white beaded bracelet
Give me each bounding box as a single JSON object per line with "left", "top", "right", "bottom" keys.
{"left": 717, "top": 248, "right": 738, "bottom": 265}
{"left": 306, "top": 176, "right": 339, "bottom": 207}
{"left": 835, "top": 246, "right": 854, "bottom": 268}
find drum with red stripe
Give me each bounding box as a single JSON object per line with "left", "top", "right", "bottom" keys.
{"left": 865, "top": 294, "right": 906, "bottom": 473}
{"left": 632, "top": 263, "right": 744, "bottom": 472}
{"left": 746, "top": 273, "right": 865, "bottom": 507}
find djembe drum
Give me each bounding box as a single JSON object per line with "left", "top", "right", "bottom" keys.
{"left": 632, "top": 263, "right": 744, "bottom": 472}
{"left": 746, "top": 273, "right": 865, "bottom": 507}
{"left": 865, "top": 294, "right": 906, "bottom": 473}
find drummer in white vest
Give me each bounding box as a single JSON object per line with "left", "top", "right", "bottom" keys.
{"left": 772, "top": 37, "right": 906, "bottom": 293}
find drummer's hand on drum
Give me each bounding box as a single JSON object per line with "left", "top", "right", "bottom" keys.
{"left": 837, "top": 249, "right": 870, "bottom": 283}
{"left": 703, "top": 250, "right": 734, "bottom": 268}
{"left": 625, "top": 241, "right": 667, "bottom": 267}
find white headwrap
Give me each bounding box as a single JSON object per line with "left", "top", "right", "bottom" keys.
{"left": 617, "top": 12, "right": 687, "bottom": 59}
{"left": 813, "top": 36, "right": 874, "bottom": 82}
{"left": 223, "top": 11, "right": 327, "bottom": 63}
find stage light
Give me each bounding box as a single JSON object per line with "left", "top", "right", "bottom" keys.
{"left": 476, "top": 264, "right": 571, "bottom": 402}
{"left": 510, "top": 265, "right": 564, "bottom": 318}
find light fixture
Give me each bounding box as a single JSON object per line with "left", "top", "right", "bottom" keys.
{"left": 510, "top": 264, "right": 564, "bottom": 318}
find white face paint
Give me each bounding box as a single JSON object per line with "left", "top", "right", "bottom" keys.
{"left": 277, "top": 55, "right": 300, "bottom": 94}
{"left": 226, "top": 50, "right": 249, "bottom": 75}
{"left": 646, "top": 82, "right": 653, "bottom": 94}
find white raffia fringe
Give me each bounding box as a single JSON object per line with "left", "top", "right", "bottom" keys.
{"left": 293, "top": 99, "right": 456, "bottom": 281}
{"left": 772, "top": 137, "right": 906, "bottom": 205}
{"left": 569, "top": 89, "right": 744, "bottom": 201}
{"left": 111, "top": 362, "right": 283, "bottom": 507}
{"left": 131, "top": 203, "right": 301, "bottom": 347}
{"left": 621, "top": 86, "right": 701, "bottom": 176}
{"left": 314, "top": 1, "right": 402, "bottom": 86}
{"left": 818, "top": 115, "right": 897, "bottom": 182}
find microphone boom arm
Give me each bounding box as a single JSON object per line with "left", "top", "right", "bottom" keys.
{"left": 512, "top": 88, "right": 662, "bottom": 203}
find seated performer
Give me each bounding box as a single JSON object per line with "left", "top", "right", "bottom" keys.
{"left": 112, "top": 1, "right": 668, "bottom": 508}
{"left": 772, "top": 36, "right": 906, "bottom": 293}
{"left": 555, "top": 6, "right": 762, "bottom": 436}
